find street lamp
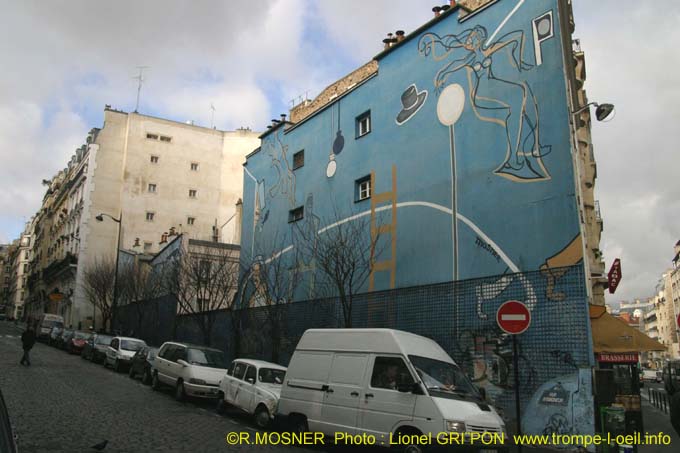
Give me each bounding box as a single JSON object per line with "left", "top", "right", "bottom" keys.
{"left": 96, "top": 212, "right": 122, "bottom": 333}
{"left": 572, "top": 102, "right": 615, "bottom": 122}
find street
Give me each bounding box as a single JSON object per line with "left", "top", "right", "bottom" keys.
{"left": 0, "top": 322, "right": 311, "bottom": 453}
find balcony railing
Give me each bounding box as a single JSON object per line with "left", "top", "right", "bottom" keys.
{"left": 594, "top": 200, "right": 602, "bottom": 222}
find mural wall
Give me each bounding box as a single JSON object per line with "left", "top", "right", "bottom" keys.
{"left": 240, "top": 0, "right": 594, "bottom": 441}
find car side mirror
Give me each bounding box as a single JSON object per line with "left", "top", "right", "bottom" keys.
{"left": 177, "top": 359, "right": 189, "bottom": 367}
{"left": 247, "top": 377, "right": 255, "bottom": 384}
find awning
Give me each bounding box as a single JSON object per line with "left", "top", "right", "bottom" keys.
{"left": 589, "top": 305, "right": 666, "bottom": 353}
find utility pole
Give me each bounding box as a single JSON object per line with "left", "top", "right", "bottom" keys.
{"left": 210, "top": 103, "right": 216, "bottom": 129}
{"left": 133, "top": 66, "right": 149, "bottom": 113}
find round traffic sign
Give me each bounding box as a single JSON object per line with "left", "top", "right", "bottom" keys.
{"left": 497, "top": 300, "right": 531, "bottom": 335}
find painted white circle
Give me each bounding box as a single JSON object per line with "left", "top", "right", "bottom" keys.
{"left": 437, "top": 84, "right": 465, "bottom": 126}
{"left": 537, "top": 17, "right": 551, "bottom": 36}
{"left": 326, "top": 160, "right": 337, "bottom": 178}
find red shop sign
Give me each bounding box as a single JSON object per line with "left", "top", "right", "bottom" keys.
{"left": 597, "top": 352, "right": 638, "bottom": 363}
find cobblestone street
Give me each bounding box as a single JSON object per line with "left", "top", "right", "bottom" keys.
{"left": 0, "top": 322, "right": 312, "bottom": 453}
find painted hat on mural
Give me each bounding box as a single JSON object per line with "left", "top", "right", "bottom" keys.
{"left": 396, "top": 84, "right": 428, "bottom": 125}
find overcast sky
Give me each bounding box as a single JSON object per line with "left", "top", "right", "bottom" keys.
{"left": 1, "top": 0, "right": 678, "bottom": 304}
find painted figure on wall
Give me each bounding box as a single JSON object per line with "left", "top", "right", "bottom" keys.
{"left": 264, "top": 130, "right": 296, "bottom": 207}
{"left": 419, "top": 25, "right": 551, "bottom": 182}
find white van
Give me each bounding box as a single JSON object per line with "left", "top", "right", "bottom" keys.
{"left": 36, "top": 314, "right": 64, "bottom": 341}
{"left": 277, "top": 329, "right": 505, "bottom": 452}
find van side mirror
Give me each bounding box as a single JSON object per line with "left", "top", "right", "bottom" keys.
{"left": 247, "top": 377, "right": 255, "bottom": 384}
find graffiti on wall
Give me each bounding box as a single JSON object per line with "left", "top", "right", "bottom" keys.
{"left": 540, "top": 235, "right": 584, "bottom": 301}
{"left": 419, "top": 23, "right": 552, "bottom": 182}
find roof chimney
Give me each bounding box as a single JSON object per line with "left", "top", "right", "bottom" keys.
{"left": 396, "top": 30, "right": 405, "bottom": 42}
{"left": 280, "top": 113, "right": 287, "bottom": 121}
{"left": 432, "top": 6, "right": 442, "bottom": 17}
{"left": 449, "top": 0, "right": 457, "bottom": 7}
{"left": 441, "top": 4, "right": 451, "bottom": 12}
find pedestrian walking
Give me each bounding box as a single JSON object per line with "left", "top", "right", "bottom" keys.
{"left": 671, "top": 389, "right": 680, "bottom": 437}
{"left": 20, "top": 325, "right": 36, "bottom": 366}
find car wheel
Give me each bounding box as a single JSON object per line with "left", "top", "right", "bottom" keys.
{"left": 216, "top": 397, "right": 227, "bottom": 415}
{"left": 290, "top": 415, "right": 308, "bottom": 433}
{"left": 254, "top": 405, "right": 270, "bottom": 429}
{"left": 175, "top": 381, "right": 185, "bottom": 402}
{"left": 128, "top": 365, "right": 136, "bottom": 378}
{"left": 393, "top": 429, "right": 424, "bottom": 453}
{"left": 151, "top": 373, "right": 160, "bottom": 391}
{"left": 142, "top": 369, "right": 151, "bottom": 385}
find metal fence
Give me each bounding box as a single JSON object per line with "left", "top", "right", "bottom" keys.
{"left": 115, "top": 264, "right": 593, "bottom": 434}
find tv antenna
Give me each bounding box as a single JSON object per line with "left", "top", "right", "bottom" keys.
{"left": 210, "top": 103, "right": 216, "bottom": 129}
{"left": 133, "top": 66, "right": 149, "bottom": 113}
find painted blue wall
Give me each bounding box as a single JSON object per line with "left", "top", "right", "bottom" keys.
{"left": 242, "top": 0, "right": 582, "bottom": 290}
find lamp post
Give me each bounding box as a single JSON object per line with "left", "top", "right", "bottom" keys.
{"left": 96, "top": 212, "right": 122, "bottom": 332}
{"left": 572, "top": 101, "right": 615, "bottom": 121}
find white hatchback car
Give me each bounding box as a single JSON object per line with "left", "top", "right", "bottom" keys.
{"left": 152, "top": 342, "right": 228, "bottom": 401}
{"left": 104, "top": 337, "right": 147, "bottom": 372}
{"left": 217, "top": 359, "right": 286, "bottom": 428}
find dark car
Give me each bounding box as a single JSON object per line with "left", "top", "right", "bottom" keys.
{"left": 663, "top": 360, "right": 680, "bottom": 395}
{"left": 65, "top": 331, "right": 92, "bottom": 354}
{"left": 128, "top": 346, "right": 159, "bottom": 385}
{"left": 58, "top": 329, "right": 75, "bottom": 350}
{"left": 0, "top": 388, "right": 18, "bottom": 453}
{"left": 48, "top": 326, "right": 64, "bottom": 346}
{"left": 83, "top": 334, "right": 113, "bottom": 363}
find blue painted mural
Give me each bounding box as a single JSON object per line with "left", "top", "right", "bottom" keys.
{"left": 241, "top": 0, "right": 594, "bottom": 442}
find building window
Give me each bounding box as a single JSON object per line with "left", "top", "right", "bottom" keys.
{"left": 187, "top": 217, "right": 195, "bottom": 225}
{"left": 293, "top": 150, "right": 304, "bottom": 170}
{"left": 146, "top": 212, "right": 155, "bottom": 222}
{"left": 188, "top": 189, "right": 197, "bottom": 198}
{"left": 146, "top": 133, "right": 159, "bottom": 140}
{"left": 356, "top": 176, "right": 371, "bottom": 201}
{"left": 190, "top": 162, "right": 199, "bottom": 171}
{"left": 148, "top": 183, "right": 157, "bottom": 193}
{"left": 289, "top": 206, "right": 304, "bottom": 223}
{"left": 147, "top": 133, "right": 172, "bottom": 143}
{"left": 159, "top": 135, "right": 172, "bottom": 142}
{"left": 143, "top": 242, "right": 152, "bottom": 252}
{"left": 150, "top": 155, "right": 159, "bottom": 163}
{"left": 356, "top": 111, "right": 371, "bottom": 138}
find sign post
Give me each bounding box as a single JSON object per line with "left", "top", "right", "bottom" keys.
{"left": 497, "top": 300, "right": 532, "bottom": 453}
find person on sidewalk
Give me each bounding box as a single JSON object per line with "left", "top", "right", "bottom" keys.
{"left": 671, "top": 389, "right": 680, "bottom": 436}
{"left": 20, "top": 326, "right": 36, "bottom": 366}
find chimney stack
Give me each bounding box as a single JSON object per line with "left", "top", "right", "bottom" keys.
{"left": 441, "top": 4, "right": 451, "bottom": 12}
{"left": 432, "top": 6, "right": 442, "bottom": 17}
{"left": 280, "top": 113, "right": 287, "bottom": 122}
{"left": 396, "top": 30, "right": 405, "bottom": 42}
{"left": 449, "top": 0, "right": 457, "bottom": 7}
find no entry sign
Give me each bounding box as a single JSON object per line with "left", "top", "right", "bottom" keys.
{"left": 497, "top": 300, "right": 531, "bottom": 335}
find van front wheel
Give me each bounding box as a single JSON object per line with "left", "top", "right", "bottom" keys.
{"left": 392, "top": 429, "right": 426, "bottom": 453}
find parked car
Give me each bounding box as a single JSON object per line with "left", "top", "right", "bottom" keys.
{"left": 56, "top": 329, "right": 74, "bottom": 350}
{"left": 278, "top": 328, "right": 505, "bottom": 452}
{"left": 152, "top": 342, "right": 228, "bottom": 401}
{"left": 105, "top": 337, "right": 147, "bottom": 372}
{"left": 82, "top": 334, "right": 113, "bottom": 363}
{"left": 641, "top": 368, "right": 661, "bottom": 382}
{"left": 129, "top": 346, "right": 159, "bottom": 385}
{"left": 0, "top": 388, "right": 18, "bottom": 453}
{"left": 663, "top": 360, "right": 680, "bottom": 394}
{"left": 217, "top": 359, "right": 286, "bottom": 428}
{"left": 65, "top": 331, "right": 92, "bottom": 354}
{"left": 48, "top": 326, "right": 64, "bottom": 346}
{"left": 36, "top": 313, "right": 64, "bottom": 341}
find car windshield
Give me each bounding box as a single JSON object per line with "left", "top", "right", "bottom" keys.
{"left": 409, "top": 355, "right": 479, "bottom": 398}
{"left": 95, "top": 335, "right": 112, "bottom": 345}
{"left": 187, "top": 348, "right": 227, "bottom": 369}
{"left": 258, "top": 368, "right": 286, "bottom": 385}
{"left": 74, "top": 331, "right": 90, "bottom": 340}
{"left": 121, "top": 340, "right": 146, "bottom": 351}
{"left": 62, "top": 330, "right": 73, "bottom": 337}
{"left": 43, "top": 320, "right": 64, "bottom": 329}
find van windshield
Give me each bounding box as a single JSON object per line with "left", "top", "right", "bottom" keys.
{"left": 409, "top": 355, "right": 479, "bottom": 399}
{"left": 42, "top": 320, "right": 64, "bottom": 329}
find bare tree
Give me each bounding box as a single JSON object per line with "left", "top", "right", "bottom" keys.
{"left": 239, "top": 234, "right": 301, "bottom": 363}
{"left": 162, "top": 240, "right": 240, "bottom": 346}
{"left": 82, "top": 257, "right": 116, "bottom": 331}
{"left": 118, "top": 257, "right": 162, "bottom": 337}
{"left": 294, "top": 207, "right": 386, "bottom": 328}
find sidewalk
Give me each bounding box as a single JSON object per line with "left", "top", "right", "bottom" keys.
{"left": 639, "top": 395, "right": 679, "bottom": 452}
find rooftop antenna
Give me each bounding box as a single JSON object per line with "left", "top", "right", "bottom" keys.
{"left": 210, "top": 103, "right": 216, "bottom": 129}
{"left": 133, "top": 66, "right": 149, "bottom": 113}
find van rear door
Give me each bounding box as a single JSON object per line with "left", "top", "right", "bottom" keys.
{"left": 320, "top": 353, "right": 369, "bottom": 434}
{"left": 359, "top": 355, "right": 418, "bottom": 436}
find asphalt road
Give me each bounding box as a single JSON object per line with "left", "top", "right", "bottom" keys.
{"left": 0, "top": 322, "right": 312, "bottom": 453}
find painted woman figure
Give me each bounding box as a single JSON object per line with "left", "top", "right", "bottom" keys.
{"left": 419, "top": 25, "right": 551, "bottom": 182}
